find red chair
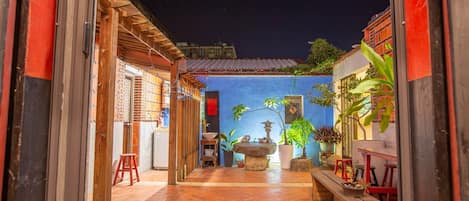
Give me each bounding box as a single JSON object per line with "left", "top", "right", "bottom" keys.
{"left": 382, "top": 163, "right": 397, "bottom": 201}
{"left": 113, "top": 153, "right": 140, "bottom": 185}
{"left": 334, "top": 158, "right": 353, "bottom": 180}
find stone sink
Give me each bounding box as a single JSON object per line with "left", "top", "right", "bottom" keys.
{"left": 233, "top": 142, "right": 277, "bottom": 157}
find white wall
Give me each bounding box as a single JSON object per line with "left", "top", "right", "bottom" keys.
{"left": 85, "top": 122, "right": 96, "bottom": 201}
{"left": 139, "top": 122, "right": 157, "bottom": 172}
{"left": 112, "top": 122, "right": 124, "bottom": 167}
{"left": 372, "top": 123, "right": 397, "bottom": 149}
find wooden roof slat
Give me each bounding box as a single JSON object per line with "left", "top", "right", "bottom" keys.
{"left": 112, "top": 1, "right": 131, "bottom": 8}
{"left": 118, "top": 15, "right": 175, "bottom": 62}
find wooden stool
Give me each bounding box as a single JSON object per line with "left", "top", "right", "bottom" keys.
{"left": 382, "top": 164, "right": 397, "bottom": 201}
{"left": 113, "top": 153, "right": 140, "bottom": 185}
{"left": 353, "top": 164, "right": 379, "bottom": 186}
{"left": 334, "top": 158, "right": 353, "bottom": 180}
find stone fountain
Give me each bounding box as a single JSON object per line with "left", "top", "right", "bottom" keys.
{"left": 233, "top": 120, "right": 277, "bottom": 171}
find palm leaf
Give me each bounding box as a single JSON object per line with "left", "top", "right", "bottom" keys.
{"left": 361, "top": 41, "right": 386, "bottom": 77}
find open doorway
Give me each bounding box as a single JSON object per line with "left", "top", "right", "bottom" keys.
{"left": 35, "top": 2, "right": 460, "bottom": 199}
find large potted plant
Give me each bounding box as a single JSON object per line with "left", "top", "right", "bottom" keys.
{"left": 289, "top": 118, "right": 316, "bottom": 158}
{"left": 233, "top": 97, "right": 293, "bottom": 169}
{"left": 288, "top": 118, "right": 316, "bottom": 171}
{"left": 220, "top": 129, "right": 239, "bottom": 167}
{"left": 313, "top": 126, "right": 342, "bottom": 152}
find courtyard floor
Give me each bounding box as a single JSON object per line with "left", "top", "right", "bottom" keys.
{"left": 112, "top": 167, "right": 313, "bottom": 201}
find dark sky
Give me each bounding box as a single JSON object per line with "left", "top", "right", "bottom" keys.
{"left": 141, "top": 0, "right": 389, "bottom": 59}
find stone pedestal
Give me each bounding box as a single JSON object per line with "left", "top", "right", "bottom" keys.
{"left": 290, "top": 158, "right": 313, "bottom": 172}
{"left": 245, "top": 155, "right": 268, "bottom": 171}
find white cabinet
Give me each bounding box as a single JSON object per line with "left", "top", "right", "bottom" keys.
{"left": 153, "top": 128, "right": 169, "bottom": 169}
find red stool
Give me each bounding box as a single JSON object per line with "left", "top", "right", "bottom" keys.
{"left": 334, "top": 158, "right": 353, "bottom": 180}
{"left": 113, "top": 153, "right": 140, "bottom": 185}
{"left": 382, "top": 163, "right": 397, "bottom": 201}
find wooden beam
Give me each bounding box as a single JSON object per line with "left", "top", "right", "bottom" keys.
{"left": 111, "top": 1, "right": 131, "bottom": 8}
{"left": 93, "top": 7, "right": 119, "bottom": 201}
{"left": 168, "top": 61, "right": 178, "bottom": 185}
{"left": 119, "top": 49, "right": 172, "bottom": 71}
{"left": 118, "top": 15, "right": 175, "bottom": 63}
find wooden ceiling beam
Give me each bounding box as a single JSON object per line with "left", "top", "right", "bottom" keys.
{"left": 119, "top": 49, "right": 172, "bottom": 71}
{"left": 111, "top": 1, "right": 131, "bottom": 8}
{"left": 118, "top": 15, "right": 175, "bottom": 63}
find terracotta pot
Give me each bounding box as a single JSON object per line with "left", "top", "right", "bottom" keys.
{"left": 279, "top": 144, "right": 293, "bottom": 169}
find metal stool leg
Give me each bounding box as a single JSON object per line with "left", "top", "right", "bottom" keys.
{"left": 371, "top": 168, "right": 379, "bottom": 186}
{"left": 353, "top": 168, "right": 361, "bottom": 182}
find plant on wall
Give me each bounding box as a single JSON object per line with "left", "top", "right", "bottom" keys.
{"left": 232, "top": 97, "right": 290, "bottom": 145}
{"left": 343, "top": 41, "right": 395, "bottom": 133}
{"left": 278, "top": 38, "right": 345, "bottom": 75}
{"left": 310, "top": 81, "right": 370, "bottom": 139}
{"left": 288, "top": 118, "right": 316, "bottom": 158}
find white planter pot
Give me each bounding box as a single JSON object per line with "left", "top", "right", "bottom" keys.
{"left": 279, "top": 144, "right": 293, "bottom": 169}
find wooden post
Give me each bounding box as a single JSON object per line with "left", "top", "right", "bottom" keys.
{"left": 93, "top": 6, "right": 118, "bottom": 201}
{"left": 176, "top": 85, "right": 184, "bottom": 181}
{"left": 168, "top": 61, "right": 178, "bottom": 185}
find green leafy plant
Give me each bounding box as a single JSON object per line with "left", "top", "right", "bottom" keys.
{"left": 288, "top": 118, "right": 316, "bottom": 158}
{"left": 232, "top": 97, "right": 290, "bottom": 145}
{"left": 278, "top": 38, "right": 345, "bottom": 75}
{"left": 310, "top": 82, "right": 369, "bottom": 139}
{"left": 313, "top": 126, "right": 342, "bottom": 144}
{"left": 344, "top": 41, "right": 395, "bottom": 132}
{"left": 220, "top": 129, "right": 239, "bottom": 151}
{"left": 279, "top": 132, "right": 293, "bottom": 145}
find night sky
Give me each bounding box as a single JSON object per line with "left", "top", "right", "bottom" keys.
{"left": 141, "top": 0, "right": 389, "bottom": 59}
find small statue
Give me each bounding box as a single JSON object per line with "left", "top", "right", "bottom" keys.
{"left": 240, "top": 135, "right": 251, "bottom": 143}
{"left": 261, "top": 120, "right": 273, "bottom": 143}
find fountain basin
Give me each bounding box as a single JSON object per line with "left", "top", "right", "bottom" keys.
{"left": 233, "top": 142, "right": 277, "bottom": 157}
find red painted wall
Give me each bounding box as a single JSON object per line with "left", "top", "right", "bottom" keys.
{"left": 24, "top": 0, "right": 56, "bottom": 80}
{"left": 0, "top": 0, "right": 17, "bottom": 195}
{"left": 405, "top": 0, "right": 432, "bottom": 81}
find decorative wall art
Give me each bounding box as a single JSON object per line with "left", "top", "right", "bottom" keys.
{"left": 285, "top": 95, "right": 303, "bottom": 124}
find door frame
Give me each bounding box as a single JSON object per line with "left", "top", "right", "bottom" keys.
{"left": 123, "top": 74, "right": 135, "bottom": 154}
{"left": 47, "top": 0, "right": 96, "bottom": 200}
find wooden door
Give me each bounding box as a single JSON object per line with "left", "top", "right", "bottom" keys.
{"left": 204, "top": 91, "right": 220, "bottom": 162}
{"left": 340, "top": 75, "right": 357, "bottom": 158}
{"left": 123, "top": 76, "right": 133, "bottom": 154}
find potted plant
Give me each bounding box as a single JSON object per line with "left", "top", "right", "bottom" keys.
{"left": 313, "top": 126, "right": 342, "bottom": 152}
{"left": 220, "top": 129, "right": 239, "bottom": 167}
{"left": 233, "top": 97, "right": 294, "bottom": 169}
{"left": 288, "top": 118, "right": 316, "bottom": 158}
{"left": 288, "top": 118, "right": 316, "bottom": 171}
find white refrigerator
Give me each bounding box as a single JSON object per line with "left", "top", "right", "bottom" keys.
{"left": 153, "top": 128, "right": 169, "bottom": 169}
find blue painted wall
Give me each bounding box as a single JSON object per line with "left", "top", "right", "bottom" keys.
{"left": 199, "top": 76, "right": 333, "bottom": 166}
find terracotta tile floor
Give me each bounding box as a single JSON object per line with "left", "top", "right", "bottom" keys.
{"left": 112, "top": 168, "right": 313, "bottom": 201}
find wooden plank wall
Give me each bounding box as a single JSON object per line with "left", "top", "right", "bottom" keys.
{"left": 176, "top": 79, "right": 201, "bottom": 182}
